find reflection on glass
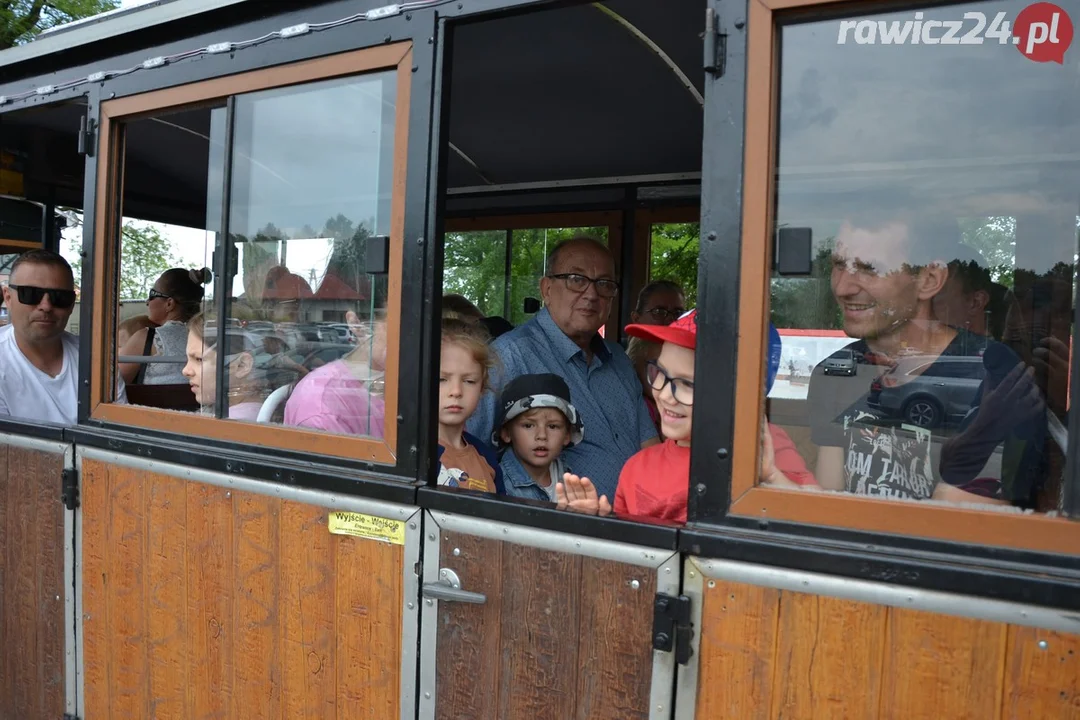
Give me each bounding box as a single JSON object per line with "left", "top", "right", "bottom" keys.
{"left": 113, "top": 106, "right": 223, "bottom": 411}
{"left": 220, "top": 71, "right": 397, "bottom": 437}
{"left": 762, "top": 1, "right": 1077, "bottom": 514}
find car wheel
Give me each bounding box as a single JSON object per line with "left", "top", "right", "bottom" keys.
{"left": 903, "top": 396, "right": 942, "bottom": 429}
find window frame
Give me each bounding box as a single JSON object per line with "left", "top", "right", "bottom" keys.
{"left": 707, "top": 0, "right": 1080, "bottom": 555}
{"left": 88, "top": 42, "right": 414, "bottom": 466}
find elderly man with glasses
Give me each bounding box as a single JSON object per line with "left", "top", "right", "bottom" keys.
{"left": 467, "top": 236, "right": 660, "bottom": 500}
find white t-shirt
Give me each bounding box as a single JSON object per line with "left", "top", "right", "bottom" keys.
{"left": 0, "top": 327, "right": 127, "bottom": 426}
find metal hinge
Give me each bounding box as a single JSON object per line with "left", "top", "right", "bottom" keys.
{"left": 61, "top": 467, "right": 79, "bottom": 511}
{"left": 703, "top": 8, "right": 725, "bottom": 76}
{"left": 77, "top": 114, "right": 96, "bottom": 157}
{"left": 652, "top": 592, "right": 694, "bottom": 665}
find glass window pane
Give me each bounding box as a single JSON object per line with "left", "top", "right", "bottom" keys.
{"left": 649, "top": 222, "right": 699, "bottom": 307}
{"left": 221, "top": 71, "right": 396, "bottom": 439}
{"left": 443, "top": 230, "right": 509, "bottom": 318}
{"left": 763, "top": 1, "right": 1077, "bottom": 514}
{"left": 115, "top": 107, "right": 221, "bottom": 412}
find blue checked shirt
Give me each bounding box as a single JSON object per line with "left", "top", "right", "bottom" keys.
{"left": 468, "top": 308, "right": 658, "bottom": 499}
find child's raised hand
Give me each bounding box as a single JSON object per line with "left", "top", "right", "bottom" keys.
{"left": 556, "top": 473, "right": 612, "bottom": 516}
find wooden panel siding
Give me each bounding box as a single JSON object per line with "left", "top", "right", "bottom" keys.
{"left": 694, "top": 575, "right": 1078, "bottom": 719}
{"left": 0, "top": 444, "right": 67, "bottom": 720}
{"left": 80, "top": 457, "right": 404, "bottom": 719}
{"left": 434, "top": 531, "right": 655, "bottom": 720}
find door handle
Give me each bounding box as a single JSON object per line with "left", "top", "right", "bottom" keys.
{"left": 422, "top": 568, "right": 487, "bottom": 604}
{"left": 933, "top": 382, "right": 946, "bottom": 387}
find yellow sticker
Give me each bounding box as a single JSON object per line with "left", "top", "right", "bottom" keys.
{"left": 327, "top": 511, "right": 406, "bottom": 545}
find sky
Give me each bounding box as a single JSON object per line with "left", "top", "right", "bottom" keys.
{"left": 58, "top": 0, "right": 395, "bottom": 299}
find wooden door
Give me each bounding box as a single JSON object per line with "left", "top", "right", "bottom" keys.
{"left": 76, "top": 446, "right": 422, "bottom": 720}
{"left": 418, "top": 510, "right": 680, "bottom": 720}
{"left": 0, "top": 435, "right": 74, "bottom": 720}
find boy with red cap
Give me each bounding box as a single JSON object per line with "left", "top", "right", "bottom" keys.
{"left": 557, "top": 310, "right": 815, "bottom": 521}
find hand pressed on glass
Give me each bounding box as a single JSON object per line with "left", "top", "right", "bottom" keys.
{"left": 555, "top": 473, "right": 612, "bottom": 516}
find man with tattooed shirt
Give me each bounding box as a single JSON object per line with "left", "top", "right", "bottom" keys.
{"left": 804, "top": 213, "right": 1045, "bottom": 505}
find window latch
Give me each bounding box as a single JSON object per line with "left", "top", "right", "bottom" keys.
{"left": 78, "top": 114, "right": 96, "bottom": 157}
{"left": 61, "top": 467, "right": 79, "bottom": 511}
{"left": 652, "top": 592, "right": 694, "bottom": 665}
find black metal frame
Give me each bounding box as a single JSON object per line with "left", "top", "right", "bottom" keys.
{"left": 687, "top": 0, "right": 746, "bottom": 522}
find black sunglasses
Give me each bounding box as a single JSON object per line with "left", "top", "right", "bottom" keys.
{"left": 148, "top": 288, "right": 171, "bottom": 302}
{"left": 7, "top": 284, "right": 76, "bottom": 309}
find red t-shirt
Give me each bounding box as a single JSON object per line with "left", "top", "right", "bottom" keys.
{"left": 615, "top": 440, "right": 691, "bottom": 523}
{"left": 614, "top": 426, "right": 817, "bottom": 523}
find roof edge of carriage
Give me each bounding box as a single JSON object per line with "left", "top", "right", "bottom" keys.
{"left": 0, "top": 0, "right": 254, "bottom": 73}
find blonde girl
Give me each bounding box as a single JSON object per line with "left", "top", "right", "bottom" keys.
{"left": 436, "top": 318, "right": 505, "bottom": 494}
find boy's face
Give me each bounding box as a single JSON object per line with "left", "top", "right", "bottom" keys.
{"left": 500, "top": 407, "right": 571, "bottom": 472}
{"left": 652, "top": 343, "right": 695, "bottom": 444}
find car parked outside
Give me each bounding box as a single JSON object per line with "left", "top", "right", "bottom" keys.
{"left": 867, "top": 355, "right": 986, "bottom": 429}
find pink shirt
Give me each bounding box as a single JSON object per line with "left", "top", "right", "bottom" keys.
{"left": 283, "top": 359, "right": 385, "bottom": 438}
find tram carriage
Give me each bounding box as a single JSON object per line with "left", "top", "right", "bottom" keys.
{"left": 0, "top": 0, "right": 1078, "bottom": 718}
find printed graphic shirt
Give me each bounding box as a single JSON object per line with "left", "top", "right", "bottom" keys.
{"left": 808, "top": 330, "right": 982, "bottom": 499}
{"left": 438, "top": 442, "right": 498, "bottom": 493}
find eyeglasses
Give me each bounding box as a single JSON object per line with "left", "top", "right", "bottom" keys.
{"left": 547, "top": 273, "right": 620, "bottom": 298}
{"left": 148, "top": 288, "right": 171, "bottom": 302}
{"left": 646, "top": 360, "right": 694, "bottom": 406}
{"left": 7, "top": 284, "right": 76, "bottom": 309}
{"left": 644, "top": 306, "right": 685, "bottom": 323}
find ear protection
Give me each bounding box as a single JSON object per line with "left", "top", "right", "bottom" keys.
{"left": 766, "top": 323, "right": 782, "bottom": 395}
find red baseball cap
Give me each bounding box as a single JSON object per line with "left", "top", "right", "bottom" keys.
{"left": 625, "top": 309, "right": 697, "bottom": 349}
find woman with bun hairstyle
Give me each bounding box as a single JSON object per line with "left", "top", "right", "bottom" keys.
{"left": 119, "top": 267, "right": 211, "bottom": 385}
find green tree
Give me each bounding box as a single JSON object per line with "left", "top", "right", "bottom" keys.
{"left": 769, "top": 243, "right": 842, "bottom": 330}
{"left": 959, "top": 216, "right": 1016, "bottom": 288}
{"left": 68, "top": 218, "right": 177, "bottom": 299}
{"left": 649, "top": 223, "right": 699, "bottom": 306}
{"left": 0, "top": 0, "right": 120, "bottom": 49}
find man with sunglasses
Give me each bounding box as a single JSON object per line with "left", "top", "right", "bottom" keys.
{"left": 467, "top": 236, "right": 659, "bottom": 500}
{"left": 0, "top": 250, "right": 125, "bottom": 425}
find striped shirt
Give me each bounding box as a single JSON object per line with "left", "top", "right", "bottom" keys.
{"left": 468, "top": 308, "right": 658, "bottom": 499}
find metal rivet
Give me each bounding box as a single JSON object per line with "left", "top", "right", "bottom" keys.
{"left": 716, "top": 448, "right": 729, "bottom": 459}
{"left": 428, "top": 534, "right": 436, "bottom": 541}
{"left": 56, "top": 595, "right": 61, "bottom": 600}
{"left": 665, "top": 568, "right": 672, "bottom": 574}
{"left": 708, "top": 580, "right": 716, "bottom": 588}
{"left": 407, "top": 602, "right": 414, "bottom": 609}
{"left": 503, "top": 528, "right": 508, "bottom": 534}
{"left": 453, "top": 548, "right": 461, "bottom": 556}
{"left": 426, "top": 599, "right": 433, "bottom": 606}
{"left": 631, "top": 580, "right": 640, "bottom": 590}
{"left": 425, "top": 692, "right": 431, "bottom": 699}
{"left": 409, "top": 523, "right": 417, "bottom": 529}
{"left": 1038, "top": 640, "right": 1049, "bottom": 650}
{"left": 696, "top": 483, "right": 707, "bottom": 495}
{"left": 689, "top": 571, "right": 696, "bottom": 578}
{"left": 707, "top": 231, "right": 717, "bottom": 240}
{"left": 225, "top": 492, "right": 231, "bottom": 498}
{"left": 734, "top": 19, "right": 745, "bottom": 29}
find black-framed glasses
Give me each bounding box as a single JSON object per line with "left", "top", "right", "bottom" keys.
{"left": 147, "top": 288, "right": 171, "bottom": 302}
{"left": 547, "top": 273, "right": 620, "bottom": 298}
{"left": 644, "top": 306, "right": 685, "bottom": 323}
{"left": 646, "top": 360, "right": 694, "bottom": 406}
{"left": 7, "top": 284, "right": 76, "bottom": 309}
